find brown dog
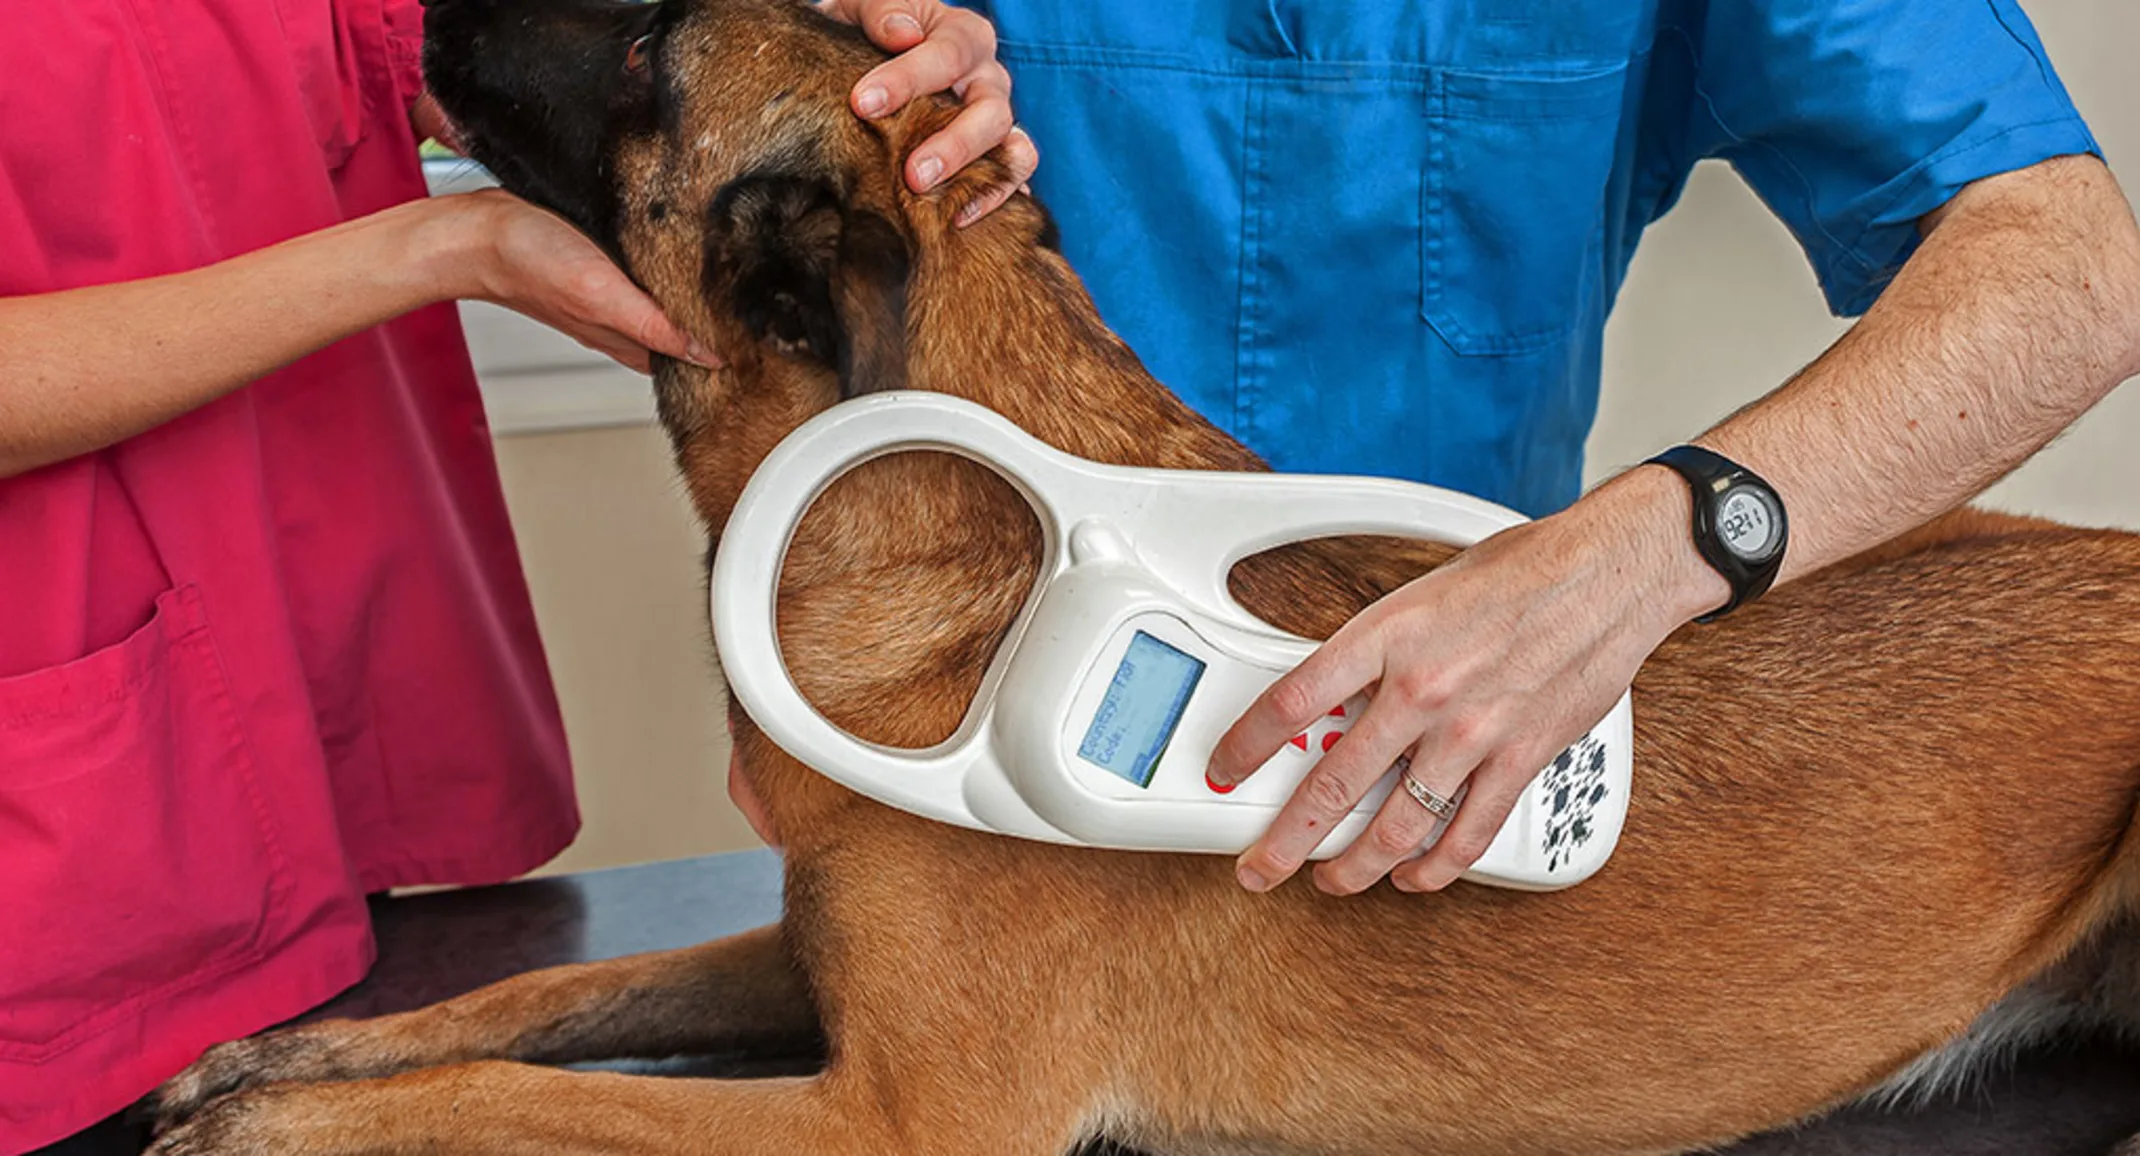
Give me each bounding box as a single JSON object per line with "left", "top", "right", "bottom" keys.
{"left": 145, "top": 2, "right": 2140, "bottom": 1153}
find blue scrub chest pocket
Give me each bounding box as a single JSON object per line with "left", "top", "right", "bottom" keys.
{"left": 1420, "top": 65, "right": 1630, "bottom": 356}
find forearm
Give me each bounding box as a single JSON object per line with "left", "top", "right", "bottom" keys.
{"left": 0, "top": 196, "right": 486, "bottom": 478}
{"left": 1596, "top": 154, "right": 2140, "bottom": 627}
{"left": 1225, "top": 156, "right": 2140, "bottom": 894}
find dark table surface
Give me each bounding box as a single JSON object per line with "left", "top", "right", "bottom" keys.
{"left": 46, "top": 850, "right": 2140, "bottom": 1156}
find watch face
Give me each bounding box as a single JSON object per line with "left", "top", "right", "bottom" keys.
{"left": 1716, "top": 485, "right": 1783, "bottom": 562}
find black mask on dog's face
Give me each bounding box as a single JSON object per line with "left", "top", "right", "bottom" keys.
{"left": 423, "top": 0, "right": 926, "bottom": 394}
{"left": 421, "top": 0, "right": 676, "bottom": 253}
{"left": 422, "top": 0, "right": 1064, "bottom": 535}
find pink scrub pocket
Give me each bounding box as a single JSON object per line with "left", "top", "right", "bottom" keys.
{"left": 0, "top": 585, "right": 291, "bottom": 1061}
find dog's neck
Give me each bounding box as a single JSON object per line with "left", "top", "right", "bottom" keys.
{"left": 712, "top": 197, "right": 1293, "bottom": 843}
{"left": 893, "top": 200, "right": 1267, "bottom": 476}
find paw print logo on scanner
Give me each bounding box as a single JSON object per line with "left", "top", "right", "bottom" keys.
{"left": 1539, "top": 736, "right": 1610, "bottom": 872}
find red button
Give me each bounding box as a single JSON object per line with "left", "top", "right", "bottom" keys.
{"left": 1206, "top": 773, "right": 1237, "bottom": 795}
{"left": 1289, "top": 733, "right": 1310, "bottom": 751}
{"left": 1321, "top": 731, "right": 1342, "bottom": 753}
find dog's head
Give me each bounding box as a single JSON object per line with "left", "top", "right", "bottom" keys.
{"left": 424, "top": 0, "right": 1049, "bottom": 434}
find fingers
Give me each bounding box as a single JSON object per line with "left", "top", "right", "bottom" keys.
{"left": 572, "top": 295, "right": 717, "bottom": 374}
{"left": 728, "top": 749, "right": 782, "bottom": 847}
{"left": 468, "top": 189, "right": 723, "bottom": 374}
{"left": 954, "top": 127, "right": 1038, "bottom": 226}
{"left": 601, "top": 343, "right": 654, "bottom": 375}
{"left": 559, "top": 264, "right": 720, "bottom": 372}
{"left": 408, "top": 90, "right": 464, "bottom": 154}
{"left": 1208, "top": 623, "right": 1381, "bottom": 790}
{"left": 1206, "top": 514, "right": 1660, "bottom": 898}
{"left": 1312, "top": 735, "right": 1476, "bottom": 897}
{"left": 1392, "top": 751, "right": 1536, "bottom": 894}
{"left": 849, "top": 4, "right": 997, "bottom": 121}
{"left": 816, "top": 0, "right": 928, "bottom": 49}
{"left": 999, "top": 126, "right": 1041, "bottom": 188}
{"left": 903, "top": 62, "right": 1015, "bottom": 193}
{"left": 835, "top": 2, "right": 1025, "bottom": 197}
{"left": 630, "top": 301, "right": 721, "bottom": 370}
{"left": 1232, "top": 693, "right": 1415, "bottom": 893}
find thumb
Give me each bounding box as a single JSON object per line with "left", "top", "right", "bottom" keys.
{"left": 629, "top": 303, "right": 721, "bottom": 370}
{"left": 409, "top": 91, "right": 464, "bottom": 153}
{"left": 858, "top": 0, "right": 929, "bottom": 48}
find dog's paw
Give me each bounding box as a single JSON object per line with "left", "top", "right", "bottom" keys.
{"left": 148, "top": 1026, "right": 354, "bottom": 1135}
{"left": 144, "top": 1087, "right": 297, "bottom": 1156}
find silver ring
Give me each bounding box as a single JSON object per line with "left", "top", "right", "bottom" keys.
{"left": 1396, "top": 757, "right": 1458, "bottom": 821}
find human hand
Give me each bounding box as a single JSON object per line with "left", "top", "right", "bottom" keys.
{"left": 1206, "top": 473, "right": 1724, "bottom": 895}
{"left": 408, "top": 90, "right": 465, "bottom": 154}
{"left": 814, "top": 0, "right": 1040, "bottom": 225}
{"left": 729, "top": 748, "right": 783, "bottom": 848}
{"left": 445, "top": 189, "right": 717, "bottom": 374}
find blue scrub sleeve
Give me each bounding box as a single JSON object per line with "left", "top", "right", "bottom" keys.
{"left": 1684, "top": 0, "right": 2100, "bottom": 316}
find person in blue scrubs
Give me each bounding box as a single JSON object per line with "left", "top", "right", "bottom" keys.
{"left": 811, "top": 1, "right": 2140, "bottom": 894}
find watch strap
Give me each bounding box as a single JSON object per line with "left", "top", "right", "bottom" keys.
{"left": 1645, "top": 444, "right": 1787, "bottom": 623}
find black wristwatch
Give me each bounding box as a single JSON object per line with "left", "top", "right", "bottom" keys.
{"left": 1644, "top": 445, "right": 1788, "bottom": 623}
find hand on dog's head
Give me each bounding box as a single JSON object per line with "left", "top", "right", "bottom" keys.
{"left": 423, "top": 0, "right": 1036, "bottom": 405}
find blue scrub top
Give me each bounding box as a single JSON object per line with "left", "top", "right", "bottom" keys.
{"left": 958, "top": 1, "right": 2099, "bottom": 515}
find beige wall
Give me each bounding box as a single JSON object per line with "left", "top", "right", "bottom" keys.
{"left": 492, "top": 0, "right": 2140, "bottom": 875}
{"left": 488, "top": 426, "right": 753, "bottom": 875}
{"left": 1588, "top": 0, "right": 2140, "bottom": 530}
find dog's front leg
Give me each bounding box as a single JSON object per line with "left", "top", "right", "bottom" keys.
{"left": 153, "top": 924, "right": 821, "bottom": 1133}
{"left": 148, "top": 1062, "right": 1075, "bottom": 1156}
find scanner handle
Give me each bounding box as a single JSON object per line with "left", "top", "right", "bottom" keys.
{"left": 711, "top": 394, "right": 1065, "bottom": 830}
{"left": 711, "top": 391, "right": 1622, "bottom": 852}
{"left": 1091, "top": 468, "right": 1529, "bottom": 631}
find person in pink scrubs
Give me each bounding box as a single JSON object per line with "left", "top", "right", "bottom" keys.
{"left": 0, "top": 1, "right": 1025, "bottom": 1151}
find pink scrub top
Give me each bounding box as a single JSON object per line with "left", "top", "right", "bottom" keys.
{"left": 0, "top": 2, "right": 578, "bottom": 1149}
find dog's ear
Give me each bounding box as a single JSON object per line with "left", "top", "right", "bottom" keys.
{"left": 704, "top": 173, "right": 911, "bottom": 396}
{"left": 827, "top": 209, "right": 911, "bottom": 396}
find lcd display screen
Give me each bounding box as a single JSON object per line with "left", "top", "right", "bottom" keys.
{"left": 1077, "top": 631, "right": 1206, "bottom": 788}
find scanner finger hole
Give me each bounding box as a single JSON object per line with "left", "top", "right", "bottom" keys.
{"left": 1225, "top": 534, "right": 1462, "bottom": 643}
{"left": 772, "top": 448, "right": 1045, "bottom": 749}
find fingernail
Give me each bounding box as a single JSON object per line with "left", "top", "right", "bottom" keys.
{"left": 914, "top": 154, "right": 944, "bottom": 189}
{"left": 885, "top": 12, "right": 922, "bottom": 36}
{"left": 856, "top": 86, "right": 888, "bottom": 117}
{"left": 1237, "top": 863, "right": 1270, "bottom": 892}
{"left": 1392, "top": 875, "right": 1422, "bottom": 894}
{"left": 685, "top": 339, "right": 721, "bottom": 368}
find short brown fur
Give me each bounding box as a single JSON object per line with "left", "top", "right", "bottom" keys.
{"left": 150, "top": 3, "right": 2140, "bottom": 1153}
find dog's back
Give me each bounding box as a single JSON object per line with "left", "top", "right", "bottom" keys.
{"left": 143, "top": 5, "right": 2140, "bottom": 1153}
{"left": 770, "top": 511, "right": 2140, "bottom": 1155}
{"left": 617, "top": 8, "right": 2140, "bottom": 1143}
